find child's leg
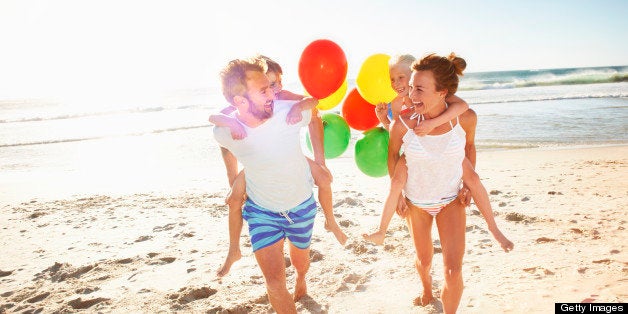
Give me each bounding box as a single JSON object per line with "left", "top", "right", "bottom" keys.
{"left": 461, "top": 158, "right": 513, "bottom": 252}
{"left": 220, "top": 147, "right": 239, "bottom": 186}
{"left": 217, "top": 171, "right": 246, "bottom": 276}
{"left": 363, "top": 155, "right": 408, "bottom": 245}
{"left": 306, "top": 158, "right": 347, "bottom": 246}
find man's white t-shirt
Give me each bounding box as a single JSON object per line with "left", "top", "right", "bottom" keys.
{"left": 213, "top": 100, "right": 313, "bottom": 212}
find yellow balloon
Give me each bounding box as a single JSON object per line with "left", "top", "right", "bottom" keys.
{"left": 317, "top": 80, "right": 347, "bottom": 110}
{"left": 356, "top": 54, "right": 397, "bottom": 105}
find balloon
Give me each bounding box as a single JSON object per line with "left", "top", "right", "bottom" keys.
{"left": 306, "top": 113, "right": 351, "bottom": 159}
{"left": 356, "top": 53, "right": 397, "bottom": 105}
{"left": 317, "top": 80, "right": 347, "bottom": 111}
{"left": 342, "top": 88, "right": 380, "bottom": 131}
{"left": 298, "top": 39, "right": 348, "bottom": 99}
{"left": 355, "top": 127, "right": 389, "bottom": 177}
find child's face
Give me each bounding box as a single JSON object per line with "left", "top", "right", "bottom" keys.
{"left": 389, "top": 64, "right": 411, "bottom": 97}
{"left": 266, "top": 71, "right": 283, "bottom": 96}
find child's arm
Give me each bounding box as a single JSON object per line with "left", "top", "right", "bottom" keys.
{"left": 208, "top": 113, "right": 247, "bottom": 140}
{"left": 287, "top": 97, "right": 319, "bottom": 125}
{"left": 413, "top": 95, "right": 469, "bottom": 136}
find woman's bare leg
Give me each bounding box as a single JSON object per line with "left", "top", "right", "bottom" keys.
{"left": 405, "top": 201, "right": 435, "bottom": 306}
{"left": 435, "top": 200, "right": 466, "bottom": 314}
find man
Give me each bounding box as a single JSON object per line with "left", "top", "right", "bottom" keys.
{"left": 213, "top": 57, "right": 318, "bottom": 313}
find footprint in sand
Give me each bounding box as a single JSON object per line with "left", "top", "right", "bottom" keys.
{"left": 310, "top": 249, "right": 324, "bottom": 262}
{"left": 26, "top": 292, "right": 50, "bottom": 303}
{"left": 535, "top": 237, "right": 557, "bottom": 244}
{"left": 67, "top": 297, "right": 110, "bottom": 309}
{"left": 169, "top": 286, "right": 217, "bottom": 305}
{"left": 0, "top": 270, "right": 13, "bottom": 277}
{"left": 134, "top": 235, "right": 153, "bottom": 243}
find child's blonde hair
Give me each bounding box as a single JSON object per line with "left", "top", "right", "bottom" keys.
{"left": 390, "top": 54, "right": 416, "bottom": 70}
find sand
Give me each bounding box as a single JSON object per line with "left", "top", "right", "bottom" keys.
{"left": 1, "top": 145, "right": 626, "bottom": 313}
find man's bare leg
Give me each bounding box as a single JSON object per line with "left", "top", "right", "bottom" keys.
{"left": 288, "top": 242, "right": 310, "bottom": 302}
{"left": 254, "top": 240, "right": 297, "bottom": 314}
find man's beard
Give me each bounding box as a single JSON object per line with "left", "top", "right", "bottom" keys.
{"left": 247, "top": 98, "right": 273, "bottom": 120}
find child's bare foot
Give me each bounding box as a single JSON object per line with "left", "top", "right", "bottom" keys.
{"left": 325, "top": 220, "right": 348, "bottom": 246}
{"left": 293, "top": 276, "right": 307, "bottom": 301}
{"left": 362, "top": 230, "right": 385, "bottom": 245}
{"left": 216, "top": 248, "right": 242, "bottom": 277}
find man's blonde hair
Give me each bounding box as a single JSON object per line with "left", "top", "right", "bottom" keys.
{"left": 220, "top": 58, "right": 268, "bottom": 104}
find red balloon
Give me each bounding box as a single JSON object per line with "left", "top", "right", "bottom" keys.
{"left": 342, "top": 88, "right": 380, "bottom": 131}
{"left": 298, "top": 39, "right": 348, "bottom": 99}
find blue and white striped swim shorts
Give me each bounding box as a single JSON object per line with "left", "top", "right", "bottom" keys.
{"left": 242, "top": 195, "right": 317, "bottom": 252}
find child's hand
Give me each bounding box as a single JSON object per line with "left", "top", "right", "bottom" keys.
{"left": 229, "top": 122, "right": 247, "bottom": 140}
{"left": 375, "top": 102, "right": 389, "bottom": 120}
{"left": 286, "top": 105, "right": 304, "bottom": 124}
{"left": 413, "top": 118, "right": 438, "bottom": 136}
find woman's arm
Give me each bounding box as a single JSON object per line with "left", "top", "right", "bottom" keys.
{"left": 459, "top": 108, "right": 478, "bottom": 167}
{"left": 387, "top": 120, "right": 405, "bottom": 178}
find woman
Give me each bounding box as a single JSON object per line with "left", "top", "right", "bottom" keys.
{"left": 387, "top": 53, "right": 483, "bottom": 313}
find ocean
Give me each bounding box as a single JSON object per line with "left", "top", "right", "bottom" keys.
{"left": 1, "top": 65, "right": 626, "bottom": 203}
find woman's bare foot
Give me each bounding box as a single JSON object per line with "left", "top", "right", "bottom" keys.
{"left": 216, "top": 248, "right": 242, "bottom": 277}
{"left": 413, "top": 293, "right": 434, "bottom": 306}
{"left": 325, "top": 220, "right": 348, "bottom": 246}
{"left": 362, "top": 230, "right": 385, "bottom": 245}
{"left": 413, "top": 274, "right": 433, "bottom": 306}
{"left": 293, "top": 276, "right": 308, "bottom": 301}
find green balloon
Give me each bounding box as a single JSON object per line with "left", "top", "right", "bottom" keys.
{"left": 355, "top": 127, "right": 389, "bottom": 177}
{"left": 306, "top": 113, "right": 351, "bottom": 159}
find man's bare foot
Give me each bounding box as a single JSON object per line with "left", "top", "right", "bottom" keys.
{"left": 362, "top": 230, "right": 385, "bottom": 245}
{"left": 325, "top": 220, "right": 348, "bottom": 246}
{"left": 216, "top": 249, "right": 242, "bottom": 277}
{"left": 293, "top": 276, "right": 307, "bottom": 301}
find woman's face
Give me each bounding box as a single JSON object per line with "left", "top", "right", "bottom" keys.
{"left": 389, "top": 64, "right": 411, "bottom": 97}
{"left": 409, "top": 70, "right": 445, "bottom": 114}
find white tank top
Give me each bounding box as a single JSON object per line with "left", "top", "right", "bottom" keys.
{"left": 400, "top": 110, "right": 466, "bottom": 205}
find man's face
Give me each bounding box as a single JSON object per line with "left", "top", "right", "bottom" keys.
{"left": 244, "top": 70, "right": 276, "bottom": 120}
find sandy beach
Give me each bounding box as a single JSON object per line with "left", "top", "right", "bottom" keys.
{"left": 1, "top": 144, "right": 626, "bottom": 313}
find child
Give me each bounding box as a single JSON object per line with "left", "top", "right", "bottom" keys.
{"left": 375, "top": 54, "right": 467, "bottom": 135}
{"left": 210, "top": 55, "right": 348, "bottom": 277}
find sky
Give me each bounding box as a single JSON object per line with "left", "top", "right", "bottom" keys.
{"left": 0, "top": 0, "right": 627, "bottom": 100}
